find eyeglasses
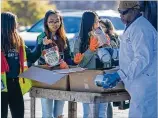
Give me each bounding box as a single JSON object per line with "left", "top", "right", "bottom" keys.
{"left": 48, "top": 20, "right": 60, "bottom": 24}
{"left": 118, "top": 8, "right": 131, "bottom": 15}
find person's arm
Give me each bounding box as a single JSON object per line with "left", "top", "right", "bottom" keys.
{"left": 25, "top": 43, "right": 42, "bottom": 64}
{"left": 26, "top": 32, "right": 45, "bottom": 66}
{"left": 73, "top": 37, "right": 96, "bottom": 68}
{"left": 99, "top": 27, "right": 156, "bottom": 89}
{"left": 63, "top": 38, "right": 75, "bottom": 65}
{"left": 117, "top": 27, "right": 156, "bottom": 81}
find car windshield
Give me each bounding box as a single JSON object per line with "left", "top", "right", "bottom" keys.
{"left": 100, "top": 16, "right": 125, "bottom": 30}
{"left": 28, "top": 15, "right": 124, "bottom": 33}
{"left": 63, "top": 17, "right": 81, "bottom": 33}
{"left": 28, "top": 17, "right": 81, "bottom": 33}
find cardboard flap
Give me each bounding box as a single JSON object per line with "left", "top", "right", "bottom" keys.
{"left": 53, "top": 67, "right": 85, "bottom": 74}
{"left": 19, "top": 66, "right": 67, "bottom": 85}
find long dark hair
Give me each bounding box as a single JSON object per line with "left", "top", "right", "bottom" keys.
{"left": 100, "top": 19, "right": 116, "bottom": 34}
{"left": 79, "top": 11, "right": 98, "bottom": 53}
{"left": 1, "top": 12, "right": 23, "bottom": 52}
{"left": 44, "top": 10, "right": 67, "bottom": 52}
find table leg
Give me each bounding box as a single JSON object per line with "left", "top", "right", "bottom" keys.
{"left": 31, "top": 97, "right": 36, "bottom": 118}
{"left": 68, "top": 101, "right": 77, "bottom": 118}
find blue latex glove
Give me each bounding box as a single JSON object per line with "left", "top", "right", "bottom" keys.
{"left": 101, "top": 72, "right": 120, "bottom": 89}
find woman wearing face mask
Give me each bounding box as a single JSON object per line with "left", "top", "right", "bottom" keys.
{"left": 73, "top": 11, "right": 112, "bottom": 118}
{"left": 37, "top": 10, "right": 73, "bottom": 118}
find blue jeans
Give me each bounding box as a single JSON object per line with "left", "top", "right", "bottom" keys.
{"left": 83, "top": 103, "right": 110, "bottom": 118}
{"left": 41, "top": 98, "right": 65, "bottom": 118}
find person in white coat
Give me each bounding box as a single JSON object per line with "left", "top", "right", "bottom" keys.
{"left": 95, "top": 1, "right": 157, "bottom": 118}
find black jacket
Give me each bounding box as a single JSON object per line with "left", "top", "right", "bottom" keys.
{"left": 6, "top": 44, "right": 42, "bottom": 79}
{"left": 36, "top": 32, "right": 74, "bottom": 66}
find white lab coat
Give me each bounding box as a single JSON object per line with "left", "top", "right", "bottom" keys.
{"left": 117, "top": 16, "right": 157, "bottom": 118}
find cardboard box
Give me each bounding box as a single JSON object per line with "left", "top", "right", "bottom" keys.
{"left": 19, "top": 66, "right": 69, "bottom": 91}
{"left": 19, "top": 66, "right": 125, "bottom": 93}
{"left": 69, "top": 68, "right": 125, "bottom": 93}
{"left": 32, "top": 75, "right": 69, "bottom": 90}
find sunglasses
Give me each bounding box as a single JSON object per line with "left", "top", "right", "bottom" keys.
{"left": 118, "top": 8, "right": 131, "bottom": 15}
{"left": 118, "top": 5, "right": 139, "bottom": 15}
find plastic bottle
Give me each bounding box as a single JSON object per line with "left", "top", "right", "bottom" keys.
{"left": 93, "top": 27, "right": 108, "bottom": 47}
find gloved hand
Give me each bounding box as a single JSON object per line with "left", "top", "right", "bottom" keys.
{"left": 73, "top": 53, "right": 84, "bottom": 64}
{"left": 89, "top": 36, "right": 99, "bottom": 52}
{"left": 38, "top": 36, "right": 52, "bottom": 45}
{"left": 60, "top": 60, "right": 69, "bottom": 69}
{"left": 102, "top": 72, "right": 120, "bottom": 89}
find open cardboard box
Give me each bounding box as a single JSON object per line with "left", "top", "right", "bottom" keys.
{"left": 32, "top": 77, "right": 69, "bottom": 90}
{"left": 31, "top": 65, "right": 85, "bottom": 90}
{"left": 19, "top": 66, "right": 125, "bottom": 93}
{"left": 19, "top": 65, "right": 69, "bottom": 90}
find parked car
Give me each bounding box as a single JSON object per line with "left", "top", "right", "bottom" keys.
{"left": 20, "top": 10, "right": 125, "bottom": 52}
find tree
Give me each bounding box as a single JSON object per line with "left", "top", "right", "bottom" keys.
{"left": 1, "top": 0, "right": 56, "bottom": 26}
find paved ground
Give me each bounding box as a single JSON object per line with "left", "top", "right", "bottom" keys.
{"left": 8, "top": 93, "right": 129, "bottom": 118}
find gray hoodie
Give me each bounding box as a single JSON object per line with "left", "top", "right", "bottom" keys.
{"left": 73, "top": 37, "right": 97, "bottom": 69}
